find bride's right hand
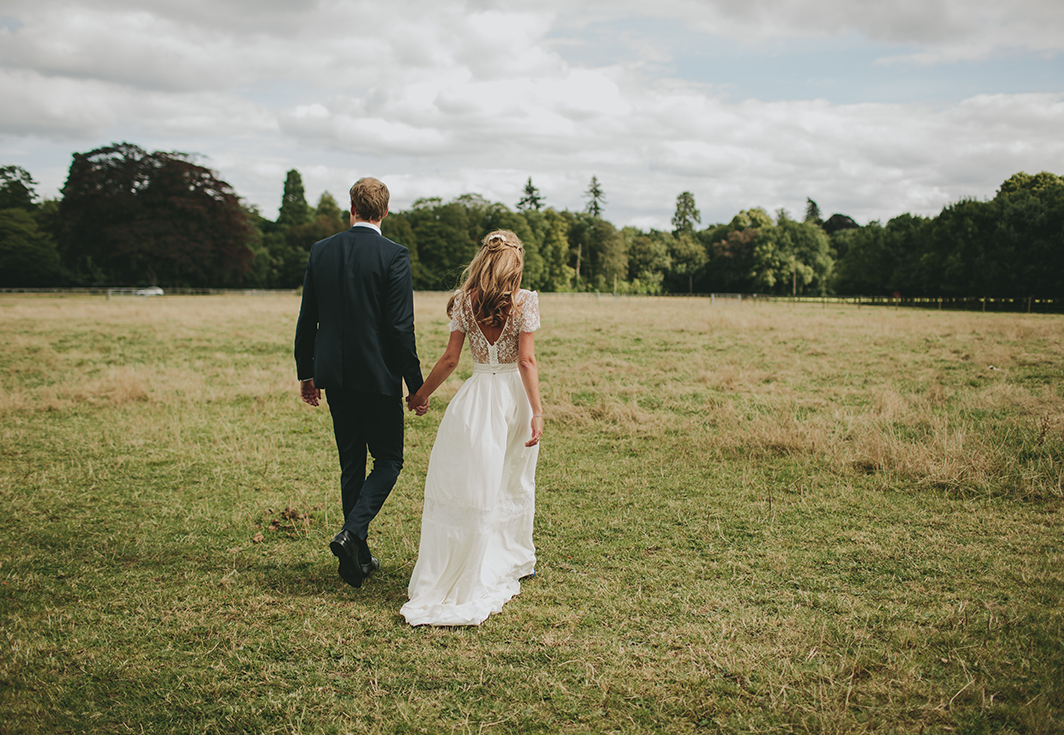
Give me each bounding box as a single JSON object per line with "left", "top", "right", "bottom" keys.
{"left": 526, "top": 415, "right": 543, "bottom": 447}
{"left": 407, "top": 392, "right": 430, "bottom": 415}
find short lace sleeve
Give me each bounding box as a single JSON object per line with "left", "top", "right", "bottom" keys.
{"left": 519, "top": 290, "right": 540, "bottom": 332}
{"left": 447, "top": 291, "right": 467, "bottom": 333}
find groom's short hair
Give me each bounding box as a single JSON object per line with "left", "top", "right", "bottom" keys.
{"left": 350, "top": 178, "right": 389, "bottom": 222}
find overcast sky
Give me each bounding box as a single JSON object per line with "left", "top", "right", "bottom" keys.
{"left": 1, "top": 0, "right": 1061, "bottom": 229}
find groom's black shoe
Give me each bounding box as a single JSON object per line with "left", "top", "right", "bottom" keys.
{"left": 361, "top": 557, "right": 380, "bottom": 580}
{"left": 330, "top": 529, "right": 364, "bottom": 589}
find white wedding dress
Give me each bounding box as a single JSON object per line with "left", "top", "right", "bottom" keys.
{"left": 401, "top": 289, "right": 540, "bottom": 626}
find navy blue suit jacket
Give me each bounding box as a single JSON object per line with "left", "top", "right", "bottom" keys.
{"left": 294, "top": 225, "right": 423, "bottom": 397}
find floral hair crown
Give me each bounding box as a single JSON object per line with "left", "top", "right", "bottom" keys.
{"left": 485, "top": 232, "right": 521, "bottom": 250}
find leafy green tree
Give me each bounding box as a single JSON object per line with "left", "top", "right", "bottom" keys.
{"left": 246, "top": 208, "right": 304, "bottom": 289}
{"left": 34, "top": 197, "right": 62, "bottom": 256}
{"left": 381, "top": 211, "right": 429, "bottom": 289}
{"left": 729, "top": 207, "right": 773, "bottom": 230}
{"left": 240, "top": 205, "right": 272, "bottom": 288}
{"left": 707, "top": 228, "right": 759, "bottom": 292}
{"left": 776, "top": 218, "right": 833, "bottom": 294}
{"left": 822, "top": 213, "right": 859, "bottom": 235}
{"left": 998, "top": 171, "right": 1064, "bottom": 196}
{"left": 288, "top": 215, "right": 347, "bottom": 256}
{"left": 453, "top": 193, "right": 492, "bottom": 243}
{"left": 920, "top": 177, "right": 1064, "bottom": 298}
{"left": 748, "top": 227, "right": 791, "bottom": 292}
{"left": 666, "top": 232, "right": 707, "bottom": 293}
{"left": 671, "top": 191, "right": 701, "bottom": 235}
{"left": 993, "top": 180, "right": 1064, "bottom": 298}
{"left": 381, "top": 211, "right": 415, "bottom": 249}
{"left": 584, "top": 176, "right": 606, "bottom": 217}
{"left": 624, "top": 229, "right": 671, "bottom": 294}
{"left": 522, "top": 209, "right": 572, "bottom": 291}
{"left": 315, "top": 191, "right": 347, "bottom": 231}
{"left": 277, "top": 170, "right": 312, "bottom": 228}
{"left": 58, "top": 142, "right": 253, "bottom": 287}
{"left": 830, "top": 223, "right": 885, "bottom": 294}
{"left": 739, "top": 218, "right": 834, "bottom": 295}
{"left": 705, "top": 211, "right": 831, "bottom": 295}
{"left": 0, "top": 166, "right": 38, "bottom": 211}
{"left": 257, "top": 185, "right": 351, "bottom": 290}
{"left": 400, "top": 193, "right": 552, "bottom": 290}
{"left": 564, "top": 211, "right": 625, "bottom": 290}
{"left": 558, "top": 210, "right": 586, "bottom": 287}
{"left": 880, "top": 214, "right": 932, "bottom": 295}
{"left": 405, "top": 198, "right": 479, "bottom": 289}
{"left": 411, "top": 197, "right": 442, "bottom": 209}
{"left": 804, "top": 198, "right": 822, "bottom": 225}
{"left": 542, "top": 210, "right": 574, "bottom": 291}
{"left": 830, "top": 195, "right": 1061, "bottom": 298}
{"left": 287, "top": 191, "right": 348, "bottom": 255}
{"left": 480, "top": 202, "right": 543, "bottom": 288}
{"left": 589, "top": 217, "right": 626, "bottom": 290}
{"left": 516, "top": 178, "right": 544, "bottom": 212}
{"left": 0, "top": 208, "right": 63, "bottom": 286}
{"left": 0, "top": 165, "right": 65, "bottom": 286}
{"left": 704, "top": 207, "right": 777, "bottom": 292}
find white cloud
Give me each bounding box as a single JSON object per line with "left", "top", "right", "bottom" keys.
{"left": 559, "top": 0, "right": 1064, "bottom": 61}
{"left": 0, "top": 69, "right": 121, "bottom": 138}
{"left": 1, "top": 0, "right": 1061, "bottom": 228}
{"left": 0, "top": 67, "right": 277, "bottom": 141}
{"left": 2, "top": 6, "right": 241, "bottom": 92}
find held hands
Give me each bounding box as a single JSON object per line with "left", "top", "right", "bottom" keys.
{"left": 300, "top": 378, "right": 320, "bottom": 407}
{"left": 406, "top": 392, "right": 429, "bottom": 416}
{"left": 526, "top": 415, "right": 543, "bottom": 447}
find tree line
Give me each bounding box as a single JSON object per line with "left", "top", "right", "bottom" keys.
{"left": 1, "top": 141, "right": 1060, "bottom": 298}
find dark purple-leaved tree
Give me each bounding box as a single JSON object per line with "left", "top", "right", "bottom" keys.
{"left": 58, "top": 142, "right": 253, "bottom": 287}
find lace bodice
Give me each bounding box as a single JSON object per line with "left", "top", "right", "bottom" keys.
{"left": 448, "top": 289, "right": 540, "bottom": 365}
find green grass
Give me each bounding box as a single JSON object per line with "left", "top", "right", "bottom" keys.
{"left": 1, "top": 292, "right": 1062, "bottom": 734}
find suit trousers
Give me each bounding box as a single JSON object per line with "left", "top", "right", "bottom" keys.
{"left": 325, "top": 388, "right": 404, "bottom": 556}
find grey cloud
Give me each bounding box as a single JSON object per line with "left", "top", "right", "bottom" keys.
{"left": 565, "top": 0, "right": 1064, "bottom": 60}
{"left": 2, "top": 0, "right": 1061, "bottom": 230}
{"left": 1, "top": 5, "right": 281, "bottom": 92}
{"left": 0, "top": 0, "right": 398, "bottom": 96}
{"left": 10, "top": 0, "right": 332, "bottom": 37}
{"left": 278, "top": 102, "right": 451, "bottom": 157}
{"left": 201, "top": 87, "right": 1064, "bottom": 227}
{"left": 0, "top": 69, "right": 118, "bottom": 138}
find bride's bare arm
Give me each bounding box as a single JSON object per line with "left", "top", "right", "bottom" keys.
{"left": 518, "top": 331, "right": 543, "bottom": 447}
{"left": 408, "top": 331, "right": 465, "bottom": 413}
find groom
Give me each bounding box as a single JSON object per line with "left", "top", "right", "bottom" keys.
{"left": 294, "top": 177, "right": 424, "bottom": 589}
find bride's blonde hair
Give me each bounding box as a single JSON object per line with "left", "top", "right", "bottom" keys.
{"left": 446, "top": 230, "right": 524, "bottom": 328}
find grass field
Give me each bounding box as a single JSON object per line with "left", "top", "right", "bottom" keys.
{"left": 0, "top": 292, "right": 1061, "bottom": 734}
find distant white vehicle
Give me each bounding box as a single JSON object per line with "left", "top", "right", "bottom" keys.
{"left": 134, "top": 287, "right": 164, "bottom": 296}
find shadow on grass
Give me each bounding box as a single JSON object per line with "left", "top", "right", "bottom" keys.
{"left": 240, "top": 552, "right": 412, "bottom": 610}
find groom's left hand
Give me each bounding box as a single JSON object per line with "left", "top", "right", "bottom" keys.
{"left": 406, "top": 394, "right": 429, "bottom": 416}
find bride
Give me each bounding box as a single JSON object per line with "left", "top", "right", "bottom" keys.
{"left": 402, "top": 229, "right": 543, "bottom": 627}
